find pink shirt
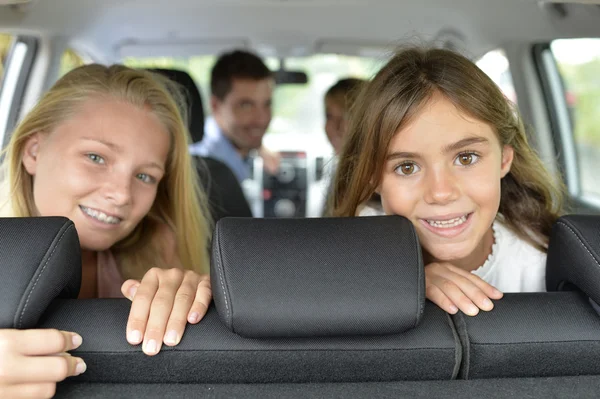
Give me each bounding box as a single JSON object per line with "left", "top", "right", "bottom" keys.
{"left": 97, "top": 250, "right": 125, "bottom": 298}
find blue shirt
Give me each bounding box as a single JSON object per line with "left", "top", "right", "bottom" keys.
{"left": 189, "top": 117, "right": 251, "bottom": 183}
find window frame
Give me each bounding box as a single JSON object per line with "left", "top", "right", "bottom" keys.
{"left": 0, "top": 35, "right": 38, "bottom": 149}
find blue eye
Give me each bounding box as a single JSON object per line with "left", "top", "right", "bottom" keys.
{"left": 137, "top": 173, "right": 155, "bottom": 184}
{"left": 87, "top": 153, "right": 105, "bottom": 164}
{"left": 394, "top": 162, "right": 421, "bottom": 176}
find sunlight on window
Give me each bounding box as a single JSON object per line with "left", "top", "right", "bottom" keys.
{"left": 476, "top": 49, "right": 517, "bottom": 105}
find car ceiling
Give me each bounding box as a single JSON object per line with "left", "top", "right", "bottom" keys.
{"left": 0, "top": 0, "right": 599, "bottom": 60}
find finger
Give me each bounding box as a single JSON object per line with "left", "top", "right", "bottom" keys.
{"left": 433, "top": 267, "right": 498, "bottom": 312}
{"left": 188, "top": 276, "right": 211, "bottom": 324}
{"left": 0, "top": 383, "right": 57, "bottom": 399}
{"left": 142, "top": 269, "right": 184, "bottom": 355}
{"left": 426, "top": 283, "right": 459, "bottom": 314}
{"left": 126, "top": 271, "right": 159, "bottom": 346}
{"left": 5, "top": 329, "right": 83, "bottom": 356}
{"left": 12, "top": 354, "right": 86, "bottom": 383}
{"left": 121, "top": 279, "right": 141, "bottom": 300}
{"left": 163, "top": 276, "right": 199, "bottom": 346}
{"left": 431, "top": 275, "right": 481, "bottom": 316}
{"left": 446, "top": 265, "right": 504, "bottom": 300}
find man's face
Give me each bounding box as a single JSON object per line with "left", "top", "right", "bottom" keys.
{"left": 212, "top": 77, "right": 274, "bottom": 154}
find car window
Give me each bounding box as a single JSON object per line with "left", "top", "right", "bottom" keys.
{"left": 123, "top": 54, "right": 386, "bottom": 150}
{"left": 476, "top": 48, "right": 517, "bottom": 105}
{"left": 551, "top": 38, "right": 600, "bottom": 198}
{"left": 58, "top": 48, "right": 88, "bottom": 78}
{"left": 0, "top": 33, "right": 15, "bottom": 86}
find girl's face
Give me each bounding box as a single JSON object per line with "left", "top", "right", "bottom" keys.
{"left": 21, "top": 97, "right": 170, "bottom": 252}
{"left": 378, "top": 93, "right": 514, "bottom": 270}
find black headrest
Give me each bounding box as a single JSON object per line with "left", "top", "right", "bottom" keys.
{"left": 148, "top": 68, "right": 205, "bottom": 143}
{"left": 211, "top": 216, "right": 425, "bottom": 338}
{"left": 546, "top": 214, "right": 600, "bottom": 303}
{"left": 0, "top": 217, "right": 81, "bottom": 328}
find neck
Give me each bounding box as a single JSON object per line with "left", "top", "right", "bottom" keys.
{"left": 423, "top": 225, "right": 495, "bottom": 272}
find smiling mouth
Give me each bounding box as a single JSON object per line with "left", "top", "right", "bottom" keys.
{"left": 424, "top": 215, "right": 469, "bottom": 229}
{"left": 80, "top": 206, "right": 122, "bottom": 225}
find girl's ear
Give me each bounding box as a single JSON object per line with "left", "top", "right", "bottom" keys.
{"left": 21, "top": 133, "right": 42, "bottom": 176}
{"left": 500, "top": 145, "right": 514, "bottom": 178}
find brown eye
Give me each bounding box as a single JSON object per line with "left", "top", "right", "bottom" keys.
{"left": 458, "top": 153, "right": 473, "bottom": 166}
{"left": 395, "top": 162, "right": 419, "bottom": 175}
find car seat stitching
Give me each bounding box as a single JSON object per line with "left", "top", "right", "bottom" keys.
{"left": 215, "top": 227, "right": 231, "bottom": 326}
{"left": 557, "top": 221, "right": 600, "bottom": 270}
{"left": 18, "top": 223, "right": 74, "bottom": 328}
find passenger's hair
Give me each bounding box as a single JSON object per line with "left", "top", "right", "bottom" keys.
{"left": 1, "top": 64, "right": 211, "bottom": 277}
{"left": 332, "top": 46, "right": 565, "bottom": 250}
{"left": 210, "top": 49, "right": 272, "bottom": 100}
{"left": 325, "top": 78, "right": 365, "bottom": 111}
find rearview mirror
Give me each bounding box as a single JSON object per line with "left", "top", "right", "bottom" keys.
{"left": 274, "top": 58, "right": 308, "bottom": 85}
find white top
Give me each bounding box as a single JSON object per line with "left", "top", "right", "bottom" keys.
{"left": 359, "top": 205, "right": 546, "bottom": 293}
{"left": 471, "top": 220, "right": 546, "bottom": 293}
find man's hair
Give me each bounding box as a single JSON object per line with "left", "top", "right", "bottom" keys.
{"left": 211, "top": 50, "right": 272, "bottom": 100}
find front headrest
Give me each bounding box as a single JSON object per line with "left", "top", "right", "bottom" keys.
{"left": 148, "top": 68, "right": 205, "bottom": 143}
{"left": 546, "top": 214, "right": 600, "bottom": 304}
{"left": 0, "top": 217, "right": 81, "bottom": 328}
{"left": 211, "top": 216, "right": 425, "bottom": 338}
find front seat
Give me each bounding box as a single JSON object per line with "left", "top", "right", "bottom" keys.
{"left": 148, "top": 68, "right": 253, "bottom": 223}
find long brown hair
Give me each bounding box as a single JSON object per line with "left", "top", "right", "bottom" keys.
{"left": 1, "top": 64, "right": 211, "bottom": 277}
{"left": 333, "top": 46, "right": 565, "bottom": 249}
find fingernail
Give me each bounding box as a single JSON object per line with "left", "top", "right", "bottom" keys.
{"left": 72, "top": 334, "right": 83, "bottom": 348}
{"left": 128, "top": 285, "right": 138, "bottom": 300}
{"left": 467, "top": 305, "right": 479, "bottom": 316}
{"left": 145, "top": 339, "right": 157, "bottom": 354}
{"left": 483, "top": 298, "right": 494, "bottom": 310}
{"left": 128, "top": 330, "right": 141, "bottom": 344}
{"left": 494, "top": 288, "right": 503, "bottom": 296}
{"left": 448, "top": 305, "right": 459, "bottom": 314}
{"left": 165, "top": 330, "right": 178, "bottom": 345}
{"left": 75, "top": 359, "right": 87, "bottom": 375}
{"left": 189, "top": 312, "right": 200, "bottom": 323}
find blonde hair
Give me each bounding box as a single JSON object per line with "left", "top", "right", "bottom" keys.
{"left": 1, "top": 64, "right": 211, "bottom": 278}
{"left": 333, "top": 47, "right": 566, "bottom": 250}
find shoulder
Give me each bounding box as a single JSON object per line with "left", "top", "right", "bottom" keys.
{"left": 479, "top": 221, "right": 547, "bottom": 292}
{"left": 358, "top": 201, "right": 385, "bottom": 217}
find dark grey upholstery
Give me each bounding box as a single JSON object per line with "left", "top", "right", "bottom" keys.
{"left": 40, "top": 300, "right": 459, "bottom": 384}
{"left": 3, "top": 214, "right": 600, "bottom": 395}
{"left": 454, "top": 292, "right": 600, "bottom": 379}
{"left": 0, "top": 217, "right": 80, "bottom": 329}
{"left": 546, "top": 214, "right": 600, "bottom": 303}
{"left": 211, "top": 216, "right": 425, "bottom": 338}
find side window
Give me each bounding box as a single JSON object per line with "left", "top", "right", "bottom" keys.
{"left": 476, "top": 49, "right": 518, "bottom": 105}
{"left": 0, "top": 33, "right": 15, "bottom": 86}
{"left": 550, "top": 38, "right": 600, "bottom": 198}
{"left": 58, "top": 48, "right": 87, "bottom": 78}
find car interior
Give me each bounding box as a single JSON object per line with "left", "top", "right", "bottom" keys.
{"left": 2, "top": 0, "right": 600, "bottom": 397}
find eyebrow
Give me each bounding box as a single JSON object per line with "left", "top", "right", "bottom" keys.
{"left": 80, "top": 137, "right": 165, "bottom": 172}
{"left": 386, "top": 136, "right": 490, "bottom": 161}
